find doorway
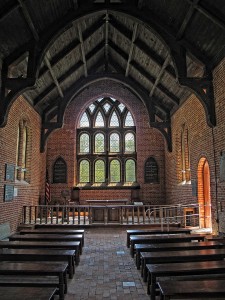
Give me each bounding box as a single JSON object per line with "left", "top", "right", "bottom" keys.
{"left": 197, "top": 158, "right": 212, "bottom": 229}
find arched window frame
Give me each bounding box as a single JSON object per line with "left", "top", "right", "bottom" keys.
{"left": 53, "top": 157, "right": 67, "bottom": 183}
{"left": 16, "top": 119, "right": 32, "bottom": 183}
{"left": 181, "top": 124, "right": 191, "bottom": 183}
{"left": 109, "top": 159, "right": 121, "bottom": 183}
{"left": 125, "top": 159, "right": 136, "bottom": 183}
{"left": 77, "top": 97, "right": 137, "bottom": 188}
{"left": 79, "top": 132, "right": 90, "bottom": 154}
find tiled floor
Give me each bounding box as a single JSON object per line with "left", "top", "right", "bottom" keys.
{"left": 65, "top": 227, "right": 149, "bottom": 300}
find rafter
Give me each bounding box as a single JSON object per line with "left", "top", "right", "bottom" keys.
{"left": 71, "top": 0, "right": 78, "bottom": 10}
{"left": 186, "top": 0, "right": 225, "bottom": 32}
{"left": 0, "top": 0, "right": 19, "bottom": 22}
{"left": 77, "top": 23, "right": 88, "bottom": 77}
{"left": 176, "top": 0, "right": 200, "bottom": 40}
{"left": 125, "top": 23, "right": 138, "bottom": 77}
{"left": 104, "top": 11, "right": 109, "bottom": 72}
{"left": 150, "top": 54, "right": 170, "bottom": 97}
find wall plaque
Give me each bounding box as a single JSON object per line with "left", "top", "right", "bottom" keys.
{"left": 4, "top": 184, "right": 14, "bottom": 202}
{"left": 5, "top": 164, "right": 15, "bottom": 182}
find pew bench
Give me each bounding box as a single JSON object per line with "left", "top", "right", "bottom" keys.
{"left": 158, "top": 279, "right": 225, "bottom": 299}
{"left": 0, "top": 286, "right": 57, "bottom": 300}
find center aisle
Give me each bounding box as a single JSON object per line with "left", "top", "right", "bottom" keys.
{"left": 65, "top": 227, "right": 149, "bottom": 300}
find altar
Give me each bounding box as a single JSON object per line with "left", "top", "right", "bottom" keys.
{"left": 86, "top": 199, "right": 129, "bottom": 223}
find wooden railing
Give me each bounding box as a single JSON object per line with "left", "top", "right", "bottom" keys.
{"left": 22, "top": 203, "right": 201, "bottom": 228}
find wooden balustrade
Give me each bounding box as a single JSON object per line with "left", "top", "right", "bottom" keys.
{"left": 22, "top": 204, "right": 200, "bottom": 227}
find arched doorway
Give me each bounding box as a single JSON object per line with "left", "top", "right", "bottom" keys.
{"left": 197, "top": 158, "right": 212, "bottom": 229}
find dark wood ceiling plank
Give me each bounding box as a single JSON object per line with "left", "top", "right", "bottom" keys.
{"left": 186, "top": 0, "right": 225, "bottom": 32}
{"left": 176, "top": 0, "right": 200, "bottom": 40}
{"left": 104, "top": 11, "right": 109, "bottom": 72}
{"left": 0, "top": 0, "right": 19, "bottom": 22}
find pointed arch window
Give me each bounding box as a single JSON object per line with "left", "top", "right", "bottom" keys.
{"left": 79, "top": 160, "right": 90, "bottom": 183}
{"left": 125, "top": 132, "right": 135, "bottom": 152}
{"left": 95, "top": 160, "right": 105, "bottom": 182}
{"left": 110, "top": 133, "right": 120, "bottom": 152}
{"left": 145, "top": 157, "right": 159, "bottom": 183}
{"left": 181, "top": 124, "right": 191, "bottom": 183}
{"left": 80, "top": 133, "right": 90, "bottom": 153}
{"left": 80, "top": 112, "right": 90, "bottom": 127}
{"left": 109, "top": 111, "right": 119, "bottom": 127}
{"left": 77, "top": 97, "right": 137, "bottom": 187}
{"left": 53, "top": 157, "right": 67, "bottom": 183}
{"left": 95, "top": 133, "right": 105, "bottom": 153}
{"left": 95, "top": 111, "right": 105, "bottom": 127}
{"left": 126, "top": 159, "right": 136, "bottom": 182}
{"left": 110, "top": 159, "right": 121, "bottom": 182}
{"left": 125, "top": 111, "right": 134, "bottom": 126}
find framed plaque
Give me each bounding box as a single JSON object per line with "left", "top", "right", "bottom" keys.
{"left": 5, "top": 164, "right": 15, "bottom": 182}
{"left": 4, "top": 185, "right": 14, "bottom": 202}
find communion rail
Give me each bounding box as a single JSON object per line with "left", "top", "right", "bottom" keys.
{"left": 21, "top": 203, "right": 202, "bottom": 228}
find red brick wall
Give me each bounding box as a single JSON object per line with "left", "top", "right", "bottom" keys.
{"left": 0, "top": 96, "right": 43, "bottom": 232}
{"left": 165, "top": 56, "right": 225, "bottom": 233}
{"left": 47, "top": 80, "right": 166, "bottom": 205}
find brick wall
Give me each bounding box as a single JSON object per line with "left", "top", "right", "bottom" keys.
{"left": 0, "top": 96, "right": 43, "bottom": 232}
{"left": 47, "top": 80, "right": 166, "bottom": 205}
{"left": 165, "top": 56, "right": 225, "bottom": 233}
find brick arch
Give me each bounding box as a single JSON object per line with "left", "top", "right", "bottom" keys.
{"left": 197, "top": 157, "right": 212, "bottom": 229}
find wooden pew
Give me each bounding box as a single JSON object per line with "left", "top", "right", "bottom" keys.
{"left": 126, "top": 228, "right": 191, "bottom": 247}
{"left": 19, "top": 229, "right": 85, "bottom": 245}
{"left": 0, "top": 286, "right": 57, "bottom": 300}
{"left": 0, "top": 262, "right": 68, "bottom": 300}
{"left": 0, "top": 248, "right": 76, "bottom": 279}
{"left": 146, "top": 260, "right": 225, "bottom": 300}
{"left": 130, "top": 234, "right": 205, "bottom": 257}
{"left": 140, "top": 248, "right": 225, "bottom": 282}
{"left": 158, "top": 279, "right": 225, "bottom": 299}
{"left": 0, "top": 241, "right": 81, "bottom": 265}
{"left": 9, "top": 233, "right": 84, "bottom": 248}
{"left": 135, "top": 241, "right": 222, "bottom": 269}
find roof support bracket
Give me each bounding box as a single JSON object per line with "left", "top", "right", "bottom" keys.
{"left": 41, "top": 122, "right": 63, "bottom": 153}
{"left": 179, "top": 73, "right": 216, "bottom": 127}
{"left": 150, "top": 121, "right": 172, "bottom": 152}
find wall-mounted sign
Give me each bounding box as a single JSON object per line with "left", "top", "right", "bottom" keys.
{"left": 5, "top": 164, "right": 15, "bottom": 182}
{"left": 4, "top": 184, "right": 14, "bottom": 202}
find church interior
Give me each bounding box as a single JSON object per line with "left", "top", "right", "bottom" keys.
{"left": 1, "top": 0, "right": 225, "bottom": 299}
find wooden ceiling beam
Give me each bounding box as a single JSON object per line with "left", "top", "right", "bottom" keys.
{"left": 186, "top": 0, "right": 225, "bottom": 32}
{"left": 176, "top": 0, "right": 200, "bottom": 40}
{"left": 125, "top": 23, "right": 138, "bottom": 77}
{"left": 109, "top": 40, "right": 179, "bottom": 106}
{"left": 150, "top": 54, "right": 170, "bottom": 97}
{"left": 104, "top": 11, "right": 109, "bottom": 72}
{"left": 0, "top": 0, "right": 19, "bottom": 22}
{"left": 77, "top": 23, "right": 88, "bottom": 77}
{"left": 71, "top": 0, "right": 78, "bottom": 10}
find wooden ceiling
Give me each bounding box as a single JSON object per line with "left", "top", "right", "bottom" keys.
{"left": 0, "top": 0, "right": 225, "bottom": 151}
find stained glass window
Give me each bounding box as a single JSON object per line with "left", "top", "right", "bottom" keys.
{"left": 79, "top": 160, "right": 90, "bottom": 182}
{"left": 80, "top": 133, "right": 90, "bottom": 153}
{"left": 110, "top": 133, "right": 120, "bottom": 152}
{"left": 80, "top": 112, "right": 90, "bottom": 127}
{"left": 125, "top": 159, "right": 136, "bottom": 182}
{"left": 125, "top": 111, "right": 134, "bottom": 126}
{"left": 118, "top": 103, "right": 125, "bottom": 112}
{"left": 110, "top": 111, "right": 119, "bottom": 127}
{"left": 95, "top": 160, "right": 105, "bottom": 182}
{"left": 95, "top": 111, "right": 105, "bottom": 127}
{"left": 125, "top": 132, "right": 135, "bottom": 152}
{"left": 95, "top": 133, "right": 105, "bottom": 153}
{"left": 110, "top": 160, "right": 121, "bottom": 182}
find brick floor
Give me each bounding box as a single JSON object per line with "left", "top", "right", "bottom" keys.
{"left": 65, "top": 227, "right": 149, "bottom": 300}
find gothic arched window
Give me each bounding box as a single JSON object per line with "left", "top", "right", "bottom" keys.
{"left": 77, "top": 97, "right": 137, "bottom": 187}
